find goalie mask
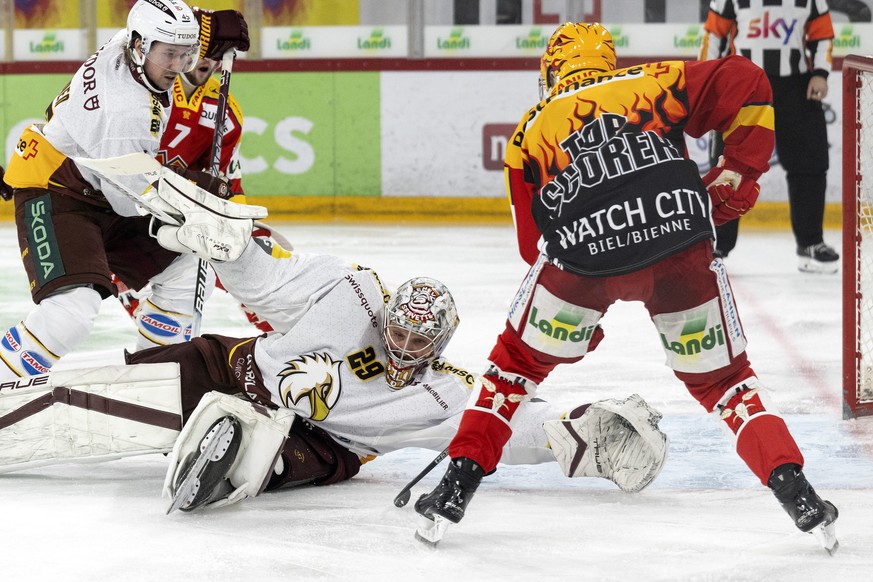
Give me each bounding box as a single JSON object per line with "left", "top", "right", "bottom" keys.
{"left": 539, "top": 22, "right": 616, "bottom": 99}
{"left": 382, "top": 277, "right": 459, "bottom": 390}
{"left": 127, "top": 0, "right": 200, "bottom": 93}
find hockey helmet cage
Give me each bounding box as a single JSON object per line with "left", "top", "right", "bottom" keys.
{"left": 382, "top": 277, "right": 459, "bottom": 390}
{"left": 127, "top": 0, "right": 200, "bottom": 85}
{"left": 539, "top": 22, "right": 616, "bottom": 98}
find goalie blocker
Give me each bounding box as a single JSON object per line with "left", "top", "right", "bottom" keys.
{"left": 144, "top": 165, "right": 267, "bottom": 263}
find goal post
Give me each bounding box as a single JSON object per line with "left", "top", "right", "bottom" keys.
{"left": 843, "top": 54, "right": 873, "bottom": 419}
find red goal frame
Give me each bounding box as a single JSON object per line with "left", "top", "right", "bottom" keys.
{"left": 842, "top": 54, "right": 873, "bottom": 419}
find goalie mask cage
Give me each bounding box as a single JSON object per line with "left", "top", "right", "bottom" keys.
{"left": 843, "top": 54, "right": 873, "bottom": 419}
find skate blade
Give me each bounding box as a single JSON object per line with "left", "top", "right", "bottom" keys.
{"left": 811, "top": 521, "right": 839, "bottom": 556}
{"left": 166, "top": 417, "right": 237, "bottom": 515}
{"left": 414, "top": 514, "right": 450, "bottom": 546}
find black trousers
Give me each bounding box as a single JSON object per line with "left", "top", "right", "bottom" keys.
{"left": 711, "top": 72, "right": 829, "bottom": 254}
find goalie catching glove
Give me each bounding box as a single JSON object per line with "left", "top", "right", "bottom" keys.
{"left": 543, "top": 393, "right": 668, "bottom": 493}
{"left": 142, "top": 165, "right": 267, "bottom": 262}
{"left": 702, "top": 160, "right": 760, "bottom": 226}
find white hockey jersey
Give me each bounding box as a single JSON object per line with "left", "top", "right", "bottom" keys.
{"left": 212, "top": 239, "right": 563, "bottom": 462}
{"left": 5, "top": 30, "right": 170, "bottom": 216}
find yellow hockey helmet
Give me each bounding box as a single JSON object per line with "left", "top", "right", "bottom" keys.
{"left": 540, "top": 22, "right": 616, "bottom": 96}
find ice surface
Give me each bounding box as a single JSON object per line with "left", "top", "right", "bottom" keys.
{"left": 1, "top": 223, "right": 870, "bottom": 581}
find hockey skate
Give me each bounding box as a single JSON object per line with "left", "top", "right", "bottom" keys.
{"left": 768, "top": 463, "right": 839, "bottom": 555}
{"left": 413, "top": 457, "right": 485, "bottom": 545}
{"left": 167, "top": 415, "right": 242, "bottom": 514}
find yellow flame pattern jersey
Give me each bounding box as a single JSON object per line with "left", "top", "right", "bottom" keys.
{"left": 506, "top": 56, "right": 774, "bottom": 274}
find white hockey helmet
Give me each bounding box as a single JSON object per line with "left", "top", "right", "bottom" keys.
{"left": 126, "top": 0, "right": 200, "bottom": 89}
{"left": 382, "top": 277, "right": 459, "bottom": 389}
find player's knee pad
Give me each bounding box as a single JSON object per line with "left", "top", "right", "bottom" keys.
{"left": 543, "top": 394, "right": 668, "bottom": 492}
{"left": 164, "top": 391, "right": 295, "bottom": 511}
{"left": 471, "top": 365, "right": 538, "bottom": 424}
{"left": 715, "top": 377, "right": 779, "bottom": 439}
{"left": 714, "top": 377, "right": 803, "bottom": 484}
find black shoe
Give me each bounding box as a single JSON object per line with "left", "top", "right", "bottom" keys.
{"left": 414, "top": 457, "right": 485, "bottom": 524}
{"left": 768, "top": 464, "right": 838, "bottom": 533}
{"left": 797, "top": 242, "right": 839, "bottom": 274}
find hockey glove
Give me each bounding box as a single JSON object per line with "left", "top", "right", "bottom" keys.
{"left": 146, "top": 166, "right": 266, "bottom": 262}
{"left": 543, "top": 394, "right": 668, "bottom": 493}
{"left": 194, "top": 8, "right": 250, "bottom": 59}
{"left": 0, "top": 165, "right": 13, "bottom": 201}
{"left": 703, "top": 165, "right": 760, "bottom": 226}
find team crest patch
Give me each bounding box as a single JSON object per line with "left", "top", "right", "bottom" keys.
{"left": 278, "top": 352, "right": 343, "bottom": 421}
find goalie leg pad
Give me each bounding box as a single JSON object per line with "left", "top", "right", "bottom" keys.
{"left": 0, "top": 363, "right": 183, "bottom": 473}
{"left": 164, "top": 391, "right": 295, "bottom": 512}
{"left": 543, "top": 394, "right": 668, "bottom": 493}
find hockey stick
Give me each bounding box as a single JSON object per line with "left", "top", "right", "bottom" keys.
{"left": 73, "top": 155, "right": 180, "bottom": 225}
{"left": 191, "top": 49, "right": 237, "bottom": 338}
{"left": 393, "top": 448, "right": 448, "bottom": 508}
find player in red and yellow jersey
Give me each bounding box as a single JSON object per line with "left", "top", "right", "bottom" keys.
{"left": 160, "top": 57, "right": 244, "bottom": 197}
{"left": 415, "top": 23, "right": 838, "bottom": 553}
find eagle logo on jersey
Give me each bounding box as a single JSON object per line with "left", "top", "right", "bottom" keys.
{"left": 278, "top": 352, "right": 343, "bottom": 421}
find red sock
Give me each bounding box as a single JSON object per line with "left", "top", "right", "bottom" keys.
{"left": 448, "top": 409, "right": 513, "bottom": 473}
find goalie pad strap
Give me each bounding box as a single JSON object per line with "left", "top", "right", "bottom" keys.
{"left": 0, "top": 363, "right": 183, "bottom": 474}
{"left": 0, "top": 387, "right": 181, "bottom": 432}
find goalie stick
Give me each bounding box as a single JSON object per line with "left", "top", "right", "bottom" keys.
{"left": 394, "top": 447, "right": 448, "bottom": 508}
{"left": 72, "top": 154, "right": 181, "bottom": 226}
{"left": 192, "top": 49, "right": 238, "bottom": 338}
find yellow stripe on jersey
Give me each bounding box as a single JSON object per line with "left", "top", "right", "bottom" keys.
{"left": 723, "top": 104, "right": 774, "bottom": 140}
{"left": 3, "top": 126, "right": 68, "bottom": 189}
{"left": 227, "top": 337, "right": 258, "bottom": 370}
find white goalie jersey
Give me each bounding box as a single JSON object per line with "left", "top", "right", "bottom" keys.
{"left": 211, "top": 238, "right": 561, "bottom": 462}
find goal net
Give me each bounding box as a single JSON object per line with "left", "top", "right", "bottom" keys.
{"left": 843, "top": 54, "right": 873, "bottom": 419}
